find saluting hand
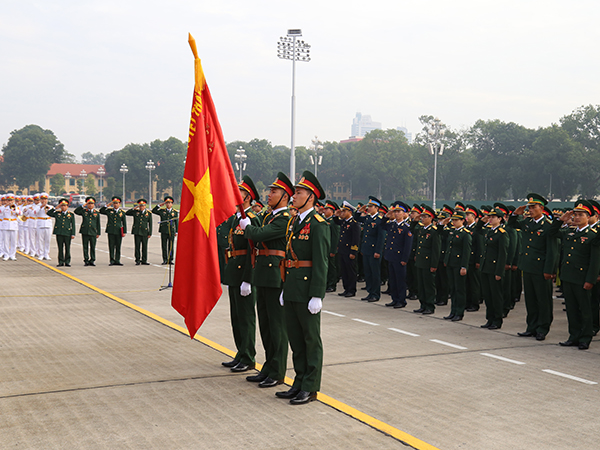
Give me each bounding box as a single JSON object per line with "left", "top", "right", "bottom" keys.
{"left": 513, "top": 205, "right": 527, "bottom": 216}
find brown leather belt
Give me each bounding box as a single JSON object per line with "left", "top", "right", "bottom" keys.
{"left": 283, "top": 259, "right": 312, "bottom": 268}
{"left": 256, "top": 249, "right": 285, "bottom": 257}
{"left": 228, "top": 249, "right": 247, "bottom": 257}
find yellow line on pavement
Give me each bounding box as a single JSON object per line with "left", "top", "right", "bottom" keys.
{"left": 21, "top": 252, "right": 439, "bottom": 450}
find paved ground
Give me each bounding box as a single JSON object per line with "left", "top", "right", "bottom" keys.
{"left": 1, "top": 214, "right": 600, "bottom": 449}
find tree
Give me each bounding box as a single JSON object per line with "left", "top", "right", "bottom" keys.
{"left": 81, "top": 152, "right": 106, "bottom": 164}
{"left": 76, "top": 178, "right": 83, "bottom": 193}
{"left": 0, "top": 124, "right": 75, "bottom": 189}
{"left": 50, "top": 173, "right": 65, "bottom": 195}
{"left": 104, "top": 176, "right": 117, "bottom": 201}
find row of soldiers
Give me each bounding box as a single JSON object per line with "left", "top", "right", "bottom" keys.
{"left": 323, "top": 193, "right": 599, "bottom": 350}
{"left": 0, "top": 193, "right": 179, "bottom": 267}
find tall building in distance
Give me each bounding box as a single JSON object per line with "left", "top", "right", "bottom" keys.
{"left": 349, "top": 112, "right": 412, "bottom": 143}
{"left": 351, "top": 112, "right": 381, "bottom": 137}
{"left": 396, "top": 126, "right": 413, "bottom": 144}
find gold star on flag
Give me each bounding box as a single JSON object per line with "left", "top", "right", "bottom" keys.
{"left": 182, "top": 168, "right": 213, "bottom": 237}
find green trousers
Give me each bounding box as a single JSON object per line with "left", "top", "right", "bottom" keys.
{"left": 56, "top": 235, "right": 72, "bottom": 265}
{"left": 285, "top": 301, "right": 322, "bottom": 393}
{"left": 447, "top": 266, "right": 466, "bottom": 316}
{"left": 481, "top": 273, "right": 503, "bottom": 327}
{"left": 416, "top": 267, "right": 436, "bottom": 311}
{"left": 326, "top": 254, "right": 338, "bottom": 290}
{"left": 161, "top": 233, "right": 175, "bottom": 263}
{"left": 228, "top": 285, "right": 256, "bottom": 365}
{"left": 82, "top": 234, "right": 96, "bottom": 263}
{"left": 522, "top": 272, "right": 553, "bottom": 336}
{"left": 466, "top": 265, "right": 481, "bottom": 310}
{"left": 107, "top": 233, "right": 122, "bottom": 264}
{"left": 256, "top": 286, "right": 288, "bottom": 380}
{"left": 562, "top": 281, "right": 593, "bottom": 345}
{"left": 134, "top": 235, "right": 148, "bottom": 263}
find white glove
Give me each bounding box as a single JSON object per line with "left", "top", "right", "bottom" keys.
{"left": 279, "top": 292, "right": 284, "bottom": 306}
{"left": 308, "top": 297, "right": 323, "bottom": 314}
{"left": 236, "top": 211, "right": 241, "bottom": 219}
{"left": 239, "top": 217, "right": 251, "bottom": 230}
{"left": 240, "top": 281, "right": 252, "bottom": 297}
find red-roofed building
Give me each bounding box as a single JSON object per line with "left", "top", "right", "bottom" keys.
{"left": 44, "top": 163, "right": 106, "bottom": 196}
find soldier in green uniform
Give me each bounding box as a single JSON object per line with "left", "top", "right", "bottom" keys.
{"left": 46, "top": 198, "right": 76, "bottom": 267}
{"left": 152, "top": 196, "right": 179, "bottom": 265}
{"left": 480, "top": 208, "right": 508, "bottom": 330}
{"left": 494, "top": 203, "right": 518, "bottom": 318}
{"left": 587, "top": 199, "right": 600, "bottom": 336}
{"left": 270, "top": 171, "right": 329, "bottom": 405}
{"left": 241, "top": 172, "right": 294, "bottom": 388}
{"left": 508, "top": 193, "right": 559, "bottom": 340}
{"left": 126, "top": 199, "right": 153, "bottom": 265}
{"left": 74, "top": 197, "right": 101, "bottom": 266}
{"left": 99, "top": 196, "right": 127, "bottom": 266}
{"left": 323, "top": 200, "right": 341, "bottom": 293}
{"left": 550, "top": 201, "right": 600, "bottom": 350}
{"left": 221, "top": 176, "right": 260, "bottom": 372}
{"left": 414, "top": 205, "right": 440, "bottom": 315}
{"left": 407, "top": 204, "right": 422, "bottom": 300}
{"left": 465, "top": 205, "right": 483, "bottom": 312}
{"left": 442, "top": 210, "right": 472, "bottom": 321}
{"left": 435, "top": 204, "right": 454, "bottom": 306}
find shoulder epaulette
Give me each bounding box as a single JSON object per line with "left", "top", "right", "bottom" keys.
{"left": 431, "top": 225, "right": 437, "bottom": 230}
{"left": 247, "top": 211, "right": 256, "bottom": 219}
{"left": 592, "top": 228, "right": 598, "bottom": 233}
{"left": 282, "top": 212, "right": 290, "bottom": 217}
{"left": 499, "top": 227, "right": 506, "bottom": 233}
{"left": 464, "top": 228, "right": 471, "bottom": 234}
{"left": 314, "top": 214, "right": 325, "bottom": 223}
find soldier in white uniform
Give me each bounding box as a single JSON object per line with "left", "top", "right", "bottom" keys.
{"left": 2, "top": 193, "right": 21, "bottom": 260}
{"left": 29, "top": 193, "right": 41, "bottom": 257}
{"left": 16, "top": 195, "right": 25, "bottom": 251}
{"left": 0, "top": 194, "right": 7, "bottom": 259}
{"left": 21, "top": 196, "right": 34, "bottom": 255}
{"left": 35, "top": 193, "right": 53, "bottom": 260}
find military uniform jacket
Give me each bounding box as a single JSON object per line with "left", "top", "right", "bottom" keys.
{"left": 480, "top": 225, "right": 508, "bottom": 278}
{"left": 126, "top": 208, "right": 153, "bottom": 236}
{"left": 410, "top": 220, "right": 422, "bottom": 256}
{"left": 74, "top": 206, "right": 101, "bottom": 236}
{"left": 466, "top": 221, "right": 483, "bottom": 266}
{"left": 504, "top": 225, "right": 518, "bottom": 269}
{"left": 444, "top": 226, "right": 472, "bottom": 268}
{"left": 283, "top": 209, "right": 330, "bottom": 302}
{"left": 415, "top": 224, "right": 441, "bottom": 269}
{"left": 507, "top": 214, "right": 558, "bottom": 274}
{"left": 438, "top": 223, "right": 452, "bottom": 265}
{"left": 549, "top": 221, "right": 600, "bottom": 286}
{"left": 244, "top": 208, "right": 291, "bottom": 288}
{"left": 46, "top": 208, "right": 76, "bottom": 237}
{"left": 152, "top": 206, "right": 178, "bottom": 235}
{"left": 380, "top": 219, "right": 413, "bottom": 263}
{"left": 326, "top": 215, "right": 340, "bottom": 255}
{"left": 99, "top": 206, "right": 127, "bottom": 235}
{"left": 222, "top": 209, "right": 259, "bottom": 287}
{"left": 355, "top": 212, "right": 385, "bottom": 255}
{"left": 335, "top": 216, "right": 360, "bottom": 257}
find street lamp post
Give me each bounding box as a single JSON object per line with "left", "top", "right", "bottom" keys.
{"left": 309, "top": 136, "right": 323, "bottom": 177}
{"left": 145, "top": 160, "right": 155, "bottom": 209}
{"left": 427, "top": 117, "right": 445, "bottom": 211}
{"left": 120, "top": 164, "right": 128, "bottom": 205}
{"left": 234, "top": 146, "right": 247, "bottom": 182}
{"left": 97, "top": 166, "right": 105, "bottom": 203}
{"left": 80, "top": 170, "right": 87, "bottom": 196}
{"left": 64, "top": 171, "right": 71, "bottom": 194}
{"left": 277, "top": 29, "right": 311, "bottom": 183}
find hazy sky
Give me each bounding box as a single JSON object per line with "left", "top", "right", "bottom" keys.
{"left": 2, "top": 1, "right": 599, "bottom": 159}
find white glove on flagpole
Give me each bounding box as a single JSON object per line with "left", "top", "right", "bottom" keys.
{"left": 239, "top": 217, "right": 251, "bottom": 230}
{"left": 308, "top": 297, "right": 322, "bottom": 314}
{"left": 236, "top": 211, "right": 241, "bottom": 219}
{"left": 279, "top": 291, "right": 284, "bottom": 306}
{"left": 240, "top": 282, "right": 252, "bottom": 297}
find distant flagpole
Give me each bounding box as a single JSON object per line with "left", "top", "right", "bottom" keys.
{"left": 171, "top": 34, "right": 244, "bottom": 338}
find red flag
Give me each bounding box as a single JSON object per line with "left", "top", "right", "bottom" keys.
{"left": 172, "top": 34, "right": 243, "bottom": 338}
